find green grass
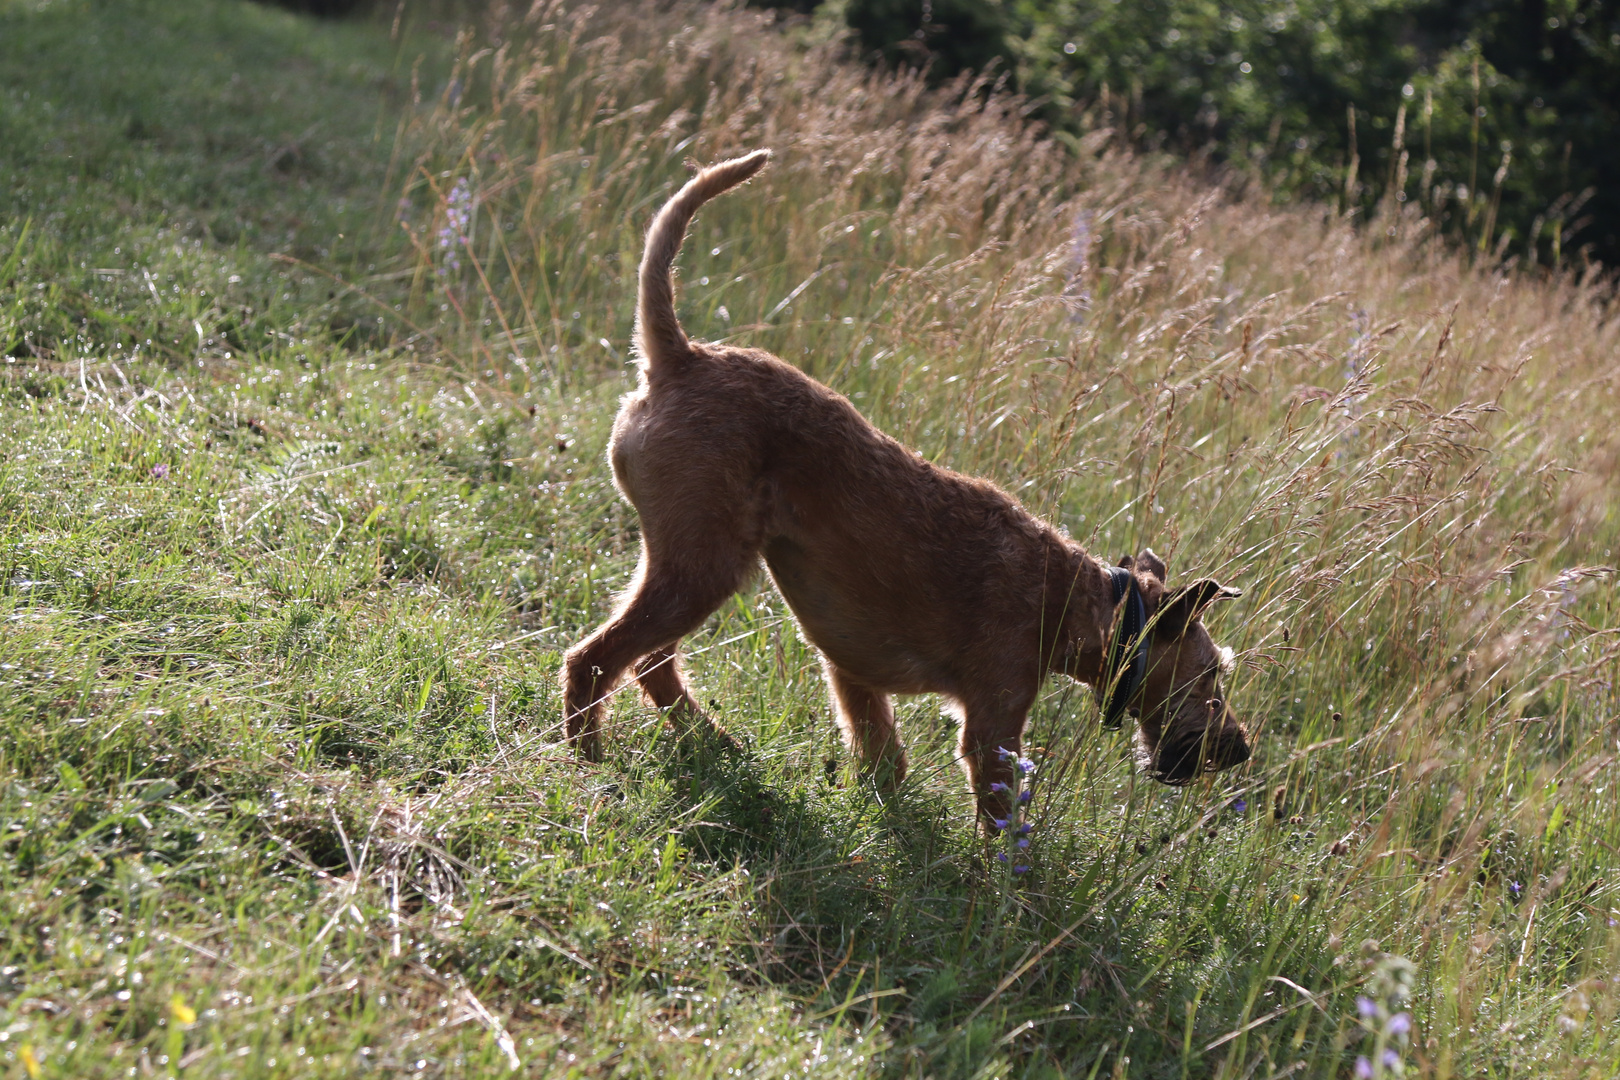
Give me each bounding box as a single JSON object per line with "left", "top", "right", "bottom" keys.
{"left": 3, "top": 1, "right": 1619, "bottom": 1077}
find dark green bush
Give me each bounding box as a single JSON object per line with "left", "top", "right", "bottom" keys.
{"left": 842, "top": 0, "right": 1620, "bottom": 264}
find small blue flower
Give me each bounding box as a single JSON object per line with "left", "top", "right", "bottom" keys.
{"left": 1018, "top": 789, "right": 1032, "bottom": 805}
{"left": 996, "top": 747, "right": 1016, "bottom": 762}
{"left": 1356, "top": 996, "right": 1378, "bottom": 1019}
{"left": 1015, "top": 823, "right": 1033, "bottom": 836}
{"left": 1353, "top": 1057, "right": 1373, "bottom": 1079}
{"left": 995, "top": 851, "right": 1009, "bottom": 863}
{"left": 1387, "top": 1012, "right": 1411, "bottom": 1035}
{"left": 989, "top": 817, "right": 1010, "bottom": 833}
{"left": 1012, "top": 864, "right": 1031, "bottom": 874}
{"left": 989, "top": 782, "right": 1010, "bottom": 794}
{"left": 1016, "top": 757, "right": 1036, "bottom": 776}
{"left": 1510, "top": 880, "right": 1522, "bottom": 896}
{"left": 1381, "top": 1048, "right": 1402, "bottom": 1070}
{"left": 1231, "top": 797, "right": 1248, "bottom": 813}
{"left": 1016, "top": 837, "right": 1030, "bottom": 849}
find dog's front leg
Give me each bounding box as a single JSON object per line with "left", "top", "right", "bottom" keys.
{"left": 957, "top": 692, "right": 1035, "bottom": 833}
{"left": 825, "top": 664, "right": 907, "bottom": 791}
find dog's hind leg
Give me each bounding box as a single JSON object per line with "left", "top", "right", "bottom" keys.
{"left": 562, "top": 550, "right": 745, "bottom": 760}
{"left": 633, "top": 646, "right": 697, "bottom": 711}
{"left": 825, "top": 664, "right": 907, "bottom": 791}
{"left": 632, "top": 644, "right": 735, "bottom": 746}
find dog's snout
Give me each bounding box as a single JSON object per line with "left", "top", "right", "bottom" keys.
{"left": 1212, "top": 705, "right": 1252, "bottom": 770}
{"left": 1216, "top": 721, "right": 1252, "bottom": 769}
{"left": 1150, "top": 699, "right": 1250, "bottom": 784}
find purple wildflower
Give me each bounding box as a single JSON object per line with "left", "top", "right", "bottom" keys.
{"left": 1509, "top": 880, "right": 1522, "bottom": 896}
{"left": 150, "top": 463, "right": 169, "bottom": 479}
{"left": 438, "top": 178, "right": 473, "bottom": 274}
{"left": 1065, "top": 209, "right": 1093, "bottom": 322}
{"left": 1018, "top": 789, "right": 1032, "bottom": 805}
{"left": 995, "top": 851, "right": 1008, "bottom": 863}
{"left": 1016, "top": 837, "right": 1030, "bottom": 849}
{"left": 1014, "top": 823, "right": 1033, "bottom": 836}
{"left": 1231, "top": 797, "right": 1247, "bottom": 813}
{"left": 1356, "top": 996, "right": 1379, "bottom": 1019}
{"left": 989, "top": 782, "right": 1010, "bottom": 794}
{"left": 989, "top": 817, "right": 1009, "bottom": 833}
{"left": 1387, "top": 1012, "right": 1411, "bottom": 1035}
{"left": 1012, "top": 864, "right": 1030, "bottom": 874}
{"left": 1353, "top": 1057, "right": 1373, "bottom": 1079}
{"left": 1382, "top": 1048, "right": 1403, "bottom": 1070}
{"left": 996, "top": 747, "right": 1016, "bottom": 763}
{"left": 1016, "top": 757, "right": 1036, "bottom": 776}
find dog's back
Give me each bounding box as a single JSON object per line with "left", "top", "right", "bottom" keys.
{"left": 617, "top": 348, "right": 1072, "bottom": 698}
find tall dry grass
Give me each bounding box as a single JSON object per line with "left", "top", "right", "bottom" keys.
{"left": 375, "top": 1, "right": 1620, "bottom": 1073}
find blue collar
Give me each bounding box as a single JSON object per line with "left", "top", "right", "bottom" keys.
{"left": 1099, "top": 566, "right": 1150, "bottom": 729}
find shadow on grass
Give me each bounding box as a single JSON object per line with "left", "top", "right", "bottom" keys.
{"left": 612, "top": 718, "right": 1351, "bottom": 1077}
{"left": 629, "top": 721, "right": 974, "bottom": 977}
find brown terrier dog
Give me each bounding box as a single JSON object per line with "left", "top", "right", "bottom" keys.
{"left": 562, "top": 150, "right": 1252, "bottom": 826}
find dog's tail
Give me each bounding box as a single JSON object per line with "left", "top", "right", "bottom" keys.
{"left": 636, "top": 149, "right": 771, "bottom": 372}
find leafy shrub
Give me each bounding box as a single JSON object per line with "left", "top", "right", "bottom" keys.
{"left": 842, "top": 0, "right": 1620, "bottom": 264}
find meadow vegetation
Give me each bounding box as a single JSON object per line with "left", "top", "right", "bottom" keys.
{"left": 1, "top": 0, "right": 1618, "bottom": 1076}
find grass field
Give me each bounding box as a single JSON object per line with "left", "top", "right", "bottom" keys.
{"left": 2, "top": 1, "right": 1618, "bottom": 1077}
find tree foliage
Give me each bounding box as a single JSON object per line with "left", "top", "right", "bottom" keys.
{"left": 841, "top": 0, "right": 1620, "bottom": 264}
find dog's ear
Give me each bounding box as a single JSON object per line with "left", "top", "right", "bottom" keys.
{"left": 1154, "top": 579, "right": 1242, "bottom": 637}
{"left": 1127, "top": 548, "right": 1167, "bottom": 607}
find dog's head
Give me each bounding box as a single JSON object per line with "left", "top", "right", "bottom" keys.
{"left": 1119, "top": 549, "right": 1250, "bottom": 784}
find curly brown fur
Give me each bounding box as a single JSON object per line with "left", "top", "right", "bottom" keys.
{"left": 561, "top": 151, "right": 1252, "bottom": 824}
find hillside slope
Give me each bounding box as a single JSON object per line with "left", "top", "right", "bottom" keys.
{"left": 2, "top": 1, "right": 1617, "bottom": 1077}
